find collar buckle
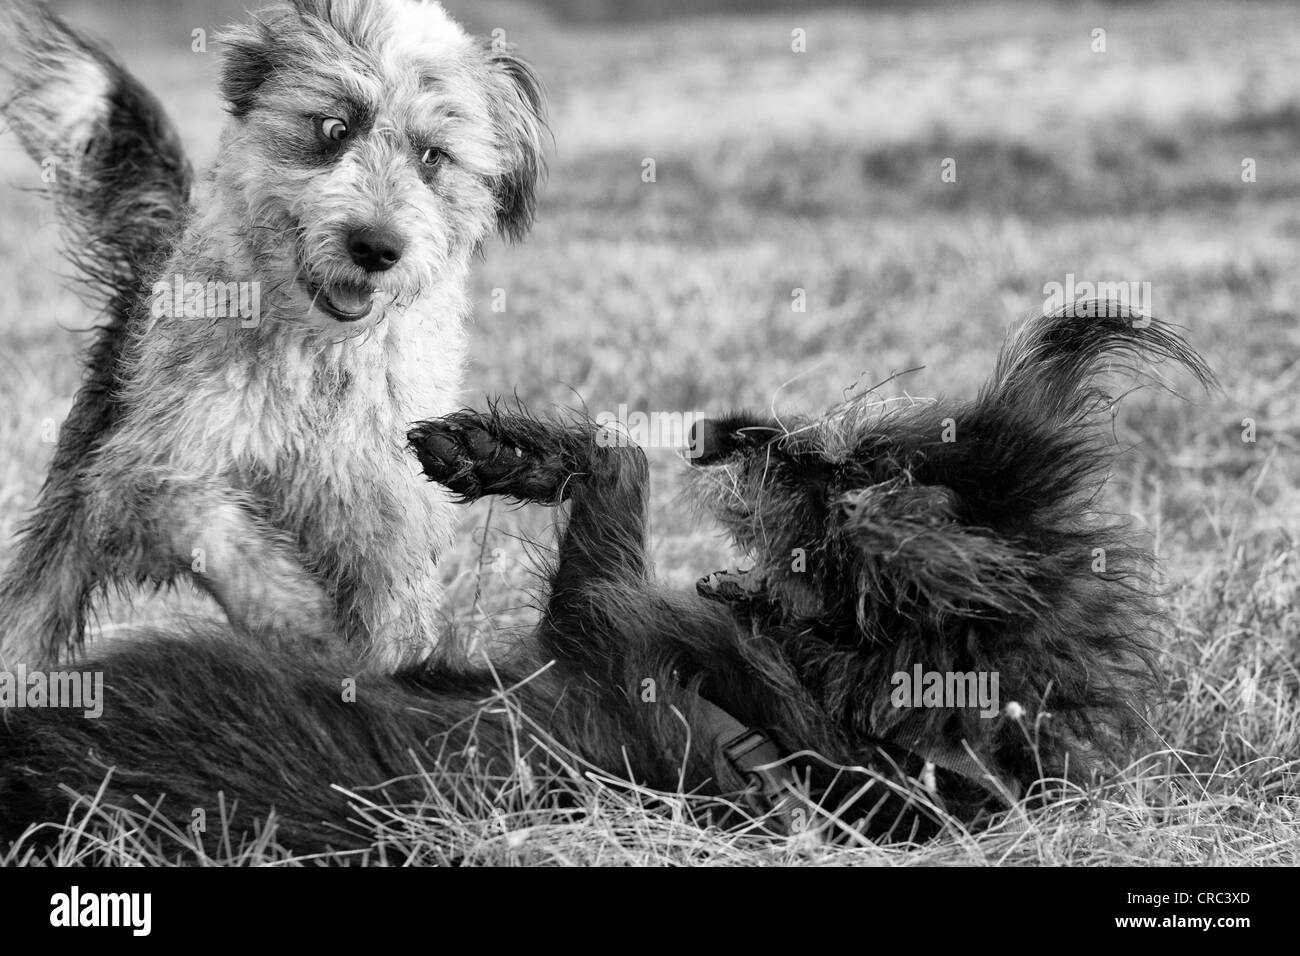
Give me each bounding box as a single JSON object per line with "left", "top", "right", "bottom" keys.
{"left": 722, "top": 728, "right": 799, "bottom": 832}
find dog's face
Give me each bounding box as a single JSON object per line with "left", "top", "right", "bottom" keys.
{"left": 216, "top": 0, "right": 545, "bottom": 330}
{"left": 686, "top": 411, "right": 864, "bottom": 624}
{"left": 684, "top": 399, "right": 1075, "bottom": 632}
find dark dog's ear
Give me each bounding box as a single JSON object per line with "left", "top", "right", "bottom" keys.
{"left": 840, "top": 481, "right": 1043, "bottom": 623}
{"left": 218, "top": 20, "right": 280, "bottom": 117}
{"left": 481, "top": 42, "right": 548, "bottom": 242}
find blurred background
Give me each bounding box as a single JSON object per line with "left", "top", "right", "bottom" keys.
{"left": 2, "top": 0, "right": 1298, "bottom": 637}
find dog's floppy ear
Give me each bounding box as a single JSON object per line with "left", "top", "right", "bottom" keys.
{"left": 218, "top": 19, "right": 282, "bottom": 118}
{"left": 481, "top": 42, "right": 548, "bottom": 242}
{"left": 840, "top": 480, "right": 1045, "bottom": 625}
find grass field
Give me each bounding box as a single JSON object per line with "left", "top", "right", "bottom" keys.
{"left": 1, "top": 0, "right": 1299, "bottom": 864}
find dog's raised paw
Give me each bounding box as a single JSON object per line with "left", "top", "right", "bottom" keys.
{"left": 408, "top": 411, "right": 572, "bottom": 503}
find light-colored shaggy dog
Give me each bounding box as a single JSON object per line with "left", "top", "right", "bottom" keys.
{"left": 0, "top": 0, "right": 546, "bottom": 665}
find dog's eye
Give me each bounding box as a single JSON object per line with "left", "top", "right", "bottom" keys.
{"left": 420, "top": 146, "right": 448, "bottom": 168}
{"left": 319, "top": 117, "right": 349, "bottom": 142}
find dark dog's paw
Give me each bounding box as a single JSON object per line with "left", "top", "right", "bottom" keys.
{"left": 408, "top": 410, "right": 575, "bottom": 503}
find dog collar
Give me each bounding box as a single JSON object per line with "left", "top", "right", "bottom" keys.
{"left": 696, "top": 697, "right": 800, "bottom": 834}
{"left": 697, "top": 697, "right": 1021, "bottom": 836}
{"left": 887, "top": 712, "right": 1022, "bottom": 806}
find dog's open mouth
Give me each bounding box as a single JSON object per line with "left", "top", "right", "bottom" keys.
{"left": 697, "top": 557, "right": 766, "bottom": 605}
{"left": 302, "top": 277, "right": 375, "bottom": 322}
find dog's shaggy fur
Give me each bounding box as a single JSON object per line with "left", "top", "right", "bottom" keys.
{"left": 0, "top": 0, "right": 545, "bottom": 665}
{"left": 0, "top": 309, "right": 1211, "bottom": 854}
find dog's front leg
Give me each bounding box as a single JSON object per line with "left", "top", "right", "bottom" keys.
{"left": 326, "top": 484, "right": 450, "bottom": 666}
{"left": 409, "top": 407, "right": 651, "bottom": 635}
{"left": 145, "top": 481, "right": 337, "bottom": 645}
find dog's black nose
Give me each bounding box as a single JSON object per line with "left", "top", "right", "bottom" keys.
{"left": 347, "top": 226, "right": 404, "bottom": 272}
{"left": 687, "top": 416, "right": 784, "bottom": 464}
{"left": 686, "top": 418, "right": 721, "bottom": 463}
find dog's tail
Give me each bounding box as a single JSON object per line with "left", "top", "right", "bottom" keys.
{"left": 980, "top": 301, "right": 1217, "bottom": 419}
{"left": 0, "top": 4, "right": 193, "bottom": 663}
{"left": 0, "top": 1, "right": 191, "bottom": 342}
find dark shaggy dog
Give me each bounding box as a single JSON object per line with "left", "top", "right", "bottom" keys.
{"left": 0, "top": 309, "right": 1210, "bottom": 854}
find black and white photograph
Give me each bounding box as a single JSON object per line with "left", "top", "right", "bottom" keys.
{"left": 0, "top": 0, "right": 1291, "bottom": 910}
